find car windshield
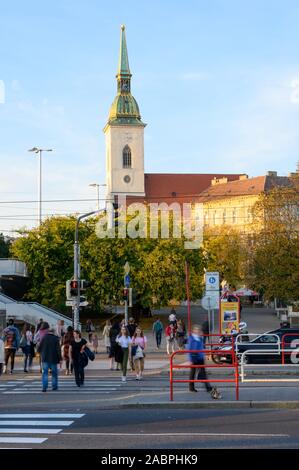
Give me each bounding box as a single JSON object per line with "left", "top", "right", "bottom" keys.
{"left": 252, "top": 334, "right": 279, "bottom": 344}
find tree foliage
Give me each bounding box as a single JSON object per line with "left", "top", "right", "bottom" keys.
{"left": 10, "top": 215, "right": 206, "bottom": 313}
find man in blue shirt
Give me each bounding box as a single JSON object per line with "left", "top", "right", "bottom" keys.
{"left": 187, "top": 324, "right": 221, "bottom": 399}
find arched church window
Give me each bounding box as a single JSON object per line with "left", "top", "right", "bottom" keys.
{"left": 123, "top": 145, "right": 132, "bottom": 168}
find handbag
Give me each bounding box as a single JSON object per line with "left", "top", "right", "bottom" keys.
{"left": 135, "top": 345, "right": 144, "bottom": 359}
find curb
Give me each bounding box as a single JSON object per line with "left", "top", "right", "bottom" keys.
{"left": 91, "top": 401, "right": 299, "bottom": 410}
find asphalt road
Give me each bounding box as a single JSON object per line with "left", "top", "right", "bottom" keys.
{"left": 0, "top": 408, "right": 298, "bottom": 449}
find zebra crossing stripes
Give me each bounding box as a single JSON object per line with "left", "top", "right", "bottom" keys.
{"left": 0, "top": 413, "right": 85, "bottom": 447}
{"left": 0, "top": 378, "right": 123, "bottom": 394}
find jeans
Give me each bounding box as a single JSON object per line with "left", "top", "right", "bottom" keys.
{"left": 42, "top": 362, "right": 58, "bottom": 390}
{"left": 5, "top": 348, "right": 16, "bottom": 371}
{"left": 155, "top": 331, "right": 162, "bottom": 348}
{"left": 23, "top": 345, "right": 32, "bottom": 371}
{"left": 73, "top": 359, "right": 84, "bottom": 385}
{"left": 121, "top": 348, "right": 129, "bottom": 376}
{"left": 189, "top": 358, "right": 212, "bottom": 392}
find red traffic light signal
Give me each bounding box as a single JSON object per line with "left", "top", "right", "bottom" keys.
{"left": 123, "top": 288, "right": 129, "bottom": 301}
{"left": 70, "top": 280, "right": 79, "bottom": 296}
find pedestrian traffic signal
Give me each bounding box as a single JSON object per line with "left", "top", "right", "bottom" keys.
{"left": 70, "top": 280, "right": 79, "bottom": 296}
{"left": 123, "top": 288, "right": 129, "bottom": 301}
{"left": 66, "top": 280, "right": 79, "bottom": 300}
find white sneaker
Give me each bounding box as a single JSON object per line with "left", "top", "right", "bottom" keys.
{"left": 122, "top": 376, "right": 126, "bottom": 382}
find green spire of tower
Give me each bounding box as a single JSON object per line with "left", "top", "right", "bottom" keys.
{"left": 104, "top": 25, "right": 146, "bottom": 129}
{"left": 117, "top": 25, "right": 131, "bottom": 77}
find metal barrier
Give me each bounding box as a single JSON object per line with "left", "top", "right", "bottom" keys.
{"left": 170, "top": 349, "right": 239, "bottom": 401}
{"left": 239, "top": 349, "right": 281, "bottom": 382}
{"left": 235, "top": 333, "right": 280, "bottom": 355}
{"left": 282, "top": 333, "right": 299, "bottom": 365}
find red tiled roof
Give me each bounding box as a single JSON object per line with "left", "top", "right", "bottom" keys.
{"left": 127, "top": 173, "right": 242, "bottom": 205}
{"left": 197, "top": 175, "right": 291, "bottom": 203}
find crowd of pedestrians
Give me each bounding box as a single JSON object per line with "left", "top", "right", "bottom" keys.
{"left": 0, "top": 310, "right": 220, "bottom": 398}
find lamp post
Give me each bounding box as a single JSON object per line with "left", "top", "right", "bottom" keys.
{"left": 89, "top": 183, "right": 106, "bottom": 210}
{"left": 73, "top": 208, "right": 106, "bottom": 330}
{"left": 28, "top": 147, "right": 52, "bottom": 225}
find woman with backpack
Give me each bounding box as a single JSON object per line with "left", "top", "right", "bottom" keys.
{"left": 20, "top": 323, "right": 33, "bottom": 373}
{"left": 165, "top": 323, "right": 177, "bottom": 355}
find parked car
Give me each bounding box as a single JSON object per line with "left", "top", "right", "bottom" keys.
{"left": 212, "top": 327, "right": 299, "bottom": 364}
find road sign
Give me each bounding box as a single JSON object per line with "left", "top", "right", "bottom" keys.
{"left": 201, "top": 295, "right": 219, "bottom": 310}
{"left": 124, "top": 274, "right": 130, "bottom": 287}
{"left": 65, "top": 300, "right": 89, "bottom": 307}
{"left": 205, "top": 272, "right": 220, "bottom": 291}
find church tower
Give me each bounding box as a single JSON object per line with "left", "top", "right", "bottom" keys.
{"left": 104, "top": 25, "right": 146, "bottom": 201}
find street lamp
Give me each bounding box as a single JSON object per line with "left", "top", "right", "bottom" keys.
{"left": 28, "top": 147, "right": 53, "bottom": 225}
{"left": 89, "top": 183, "right": 106, "bottom": 210}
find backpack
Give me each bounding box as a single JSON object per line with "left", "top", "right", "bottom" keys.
{"left": 154, "top": 321, "right": 163, "bottom": 333}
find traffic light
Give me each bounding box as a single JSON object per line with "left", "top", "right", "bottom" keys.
{"left": 80, "top": 280, "right": 90, "bottom": 291}
{"left": 123, "top": 288, "right": 129, "bottom": 301}
{"left": 113, "top": 202, "right": 119, "bottom": 227}
{"left": 66, "top": 280, "right": 79, "bottom": 300}
{"left": 70, "top": 280, "right": 79, "bottom": 297}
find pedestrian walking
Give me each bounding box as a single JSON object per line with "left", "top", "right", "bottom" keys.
{"left": 56, "top": 320, "right": 66, "bottom": 346}
{"left": 109, "top": 321, "right": 121, "bottom": 370}
{"left": 116, "top": 326, "right": 132, "bottom": 382}
{"left": 20, "top": 323, "right": 33, "bottom": 373}
{"left": 165, "top": 323, "right": 177, "bottom": 355}
{"left": 61, "top": 326, "right": 74, "bottom": 375}
{"left": 187, "top": 324, "right": 221, "bottom": 399}
{"left": 34, "top": 322, "right": 49, "bottom": 373}
{"left": 102, "top": 320, "right": 111, "bottom": 354}
{"left": 2, "top": 319, "right": 20, "bottom": 374}
{"left": 36, "top": 318, "right": 43, "bottom": 332}
{"left": 0, "top": 332, "right": 4, "bottom": 376}
{"left": 91, "top": 333, "right": 99, "bottom": 354}
{"left": 37, "top": 327, "right": 62, "bottom": 392}
{"left": 152, "top": 318, "right": 163, "bottom": 349}
{"left": 132, "top": 327, "right": 147, "bottom": 380}
{"left": 69, "top": 330, "right": 87, "bottom": 387}
{"left": 176, "top": 319, "right": 186, "bottom": 350}
{"left": 201, "top": 317, "right": 210, "bottom": 347}
{"left": 86, "top": 319, "right": 95, "bottom": 342}
{"left": 168, "top": 308, "right": 177, "bottom": 326}
{"left": 30, "top": 326, "right": 36, "bottom": 369}
{"left": 127, "top": 317, "right": 137, "bottom": 337}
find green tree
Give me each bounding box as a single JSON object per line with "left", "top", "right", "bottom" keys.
{"left": 246, "top": 176, "right": 299, "bottom": 302}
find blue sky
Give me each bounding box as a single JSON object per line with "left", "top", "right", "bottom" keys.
{"left": 1, "top": 0, "right": 299, "bottom": 233}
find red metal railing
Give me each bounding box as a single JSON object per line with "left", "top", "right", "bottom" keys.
{"left": 170, "top": 347, "right": 239, "bottom": 401}
{"left": 282, "top": 333, "right": 299, "bottom": 365}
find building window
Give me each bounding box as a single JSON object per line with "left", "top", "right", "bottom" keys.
{"left": 222, "top": 209, "right": 226, "bottom": 224}
{"left": 232, "top": 209, "right": 236, "bottom": 224}
{"left": 122, "top": 145, "right": 132, "bottom": 168}
{"left": 213, "top": 211, "right": 217, "bottom": 225}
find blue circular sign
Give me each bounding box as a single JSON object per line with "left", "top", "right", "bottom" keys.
{"left": 209, "top": 277, "right": 216, "bottom": 284}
